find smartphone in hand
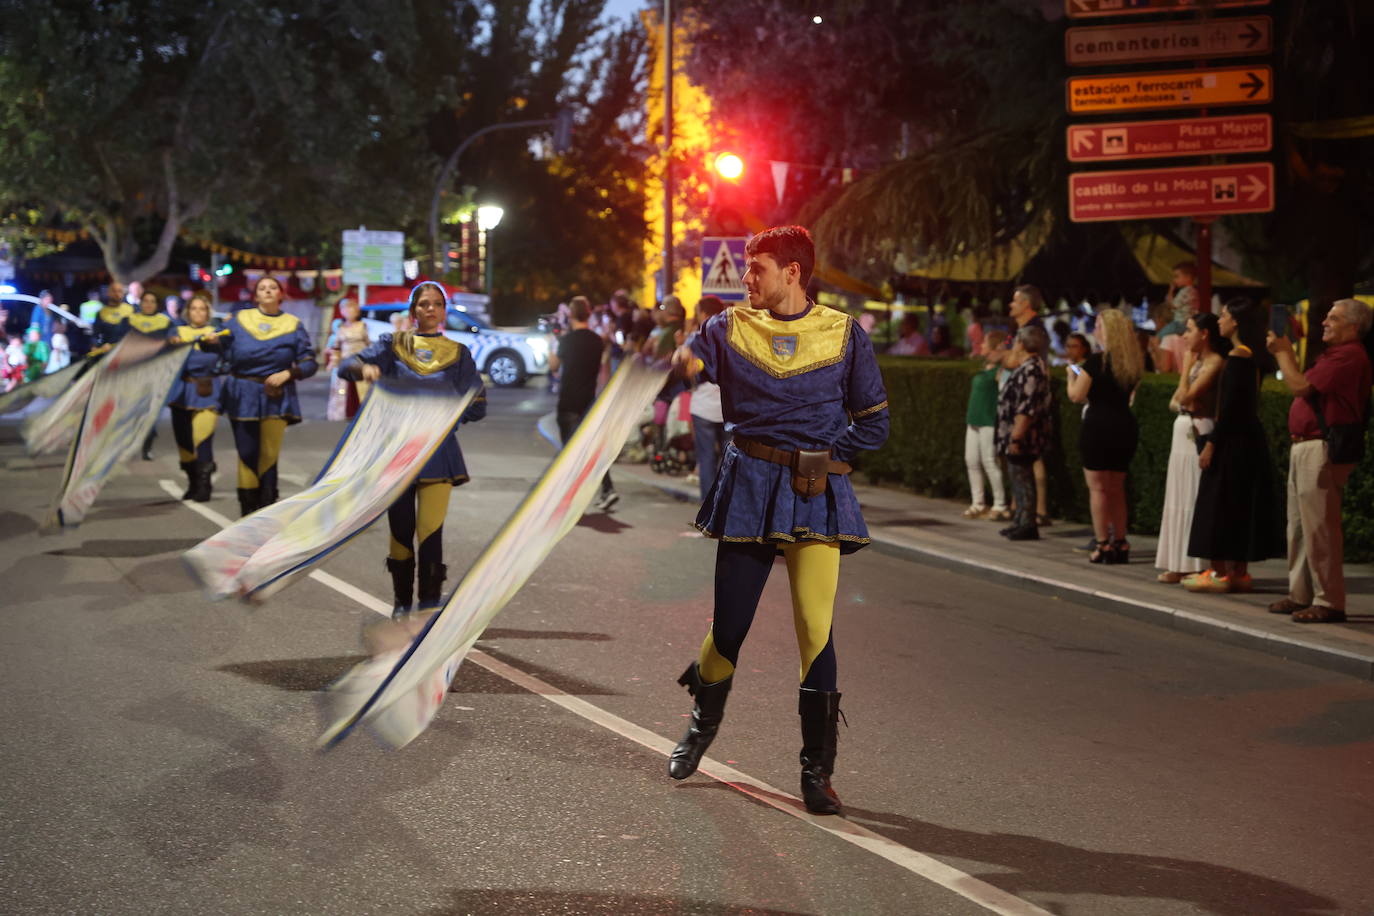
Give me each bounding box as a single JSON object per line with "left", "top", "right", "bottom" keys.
{"left": 1270, "top": 304, "right": 1290, "bottom": 338}
{"left": 1068, "top": 363, "right": 1083, "bottom": 376}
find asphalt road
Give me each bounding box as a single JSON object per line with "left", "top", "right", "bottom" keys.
{"left": 2, "top": 377, "right": 1372, "bottom": 916}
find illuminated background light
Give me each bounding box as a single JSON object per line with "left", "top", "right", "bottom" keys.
{"left": 713, "top": 152, "right": 744, "bottom": 181}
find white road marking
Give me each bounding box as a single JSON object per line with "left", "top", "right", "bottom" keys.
{"left": 160, "top": 478, "right": 1051, "bottom": 916}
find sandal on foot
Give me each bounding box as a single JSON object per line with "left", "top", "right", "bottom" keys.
{"left": 1157, "top": 571, "right": 1186, "bottom": 584}
{"left": 1292, "top": 606, "right": 1346, "bottom": 623}
{"left": 1268, "top": 598, "right": 1309, "bottom": 615}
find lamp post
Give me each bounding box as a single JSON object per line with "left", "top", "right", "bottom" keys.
{"left": 477, "top": 205, "right": 504, "bottom": 294}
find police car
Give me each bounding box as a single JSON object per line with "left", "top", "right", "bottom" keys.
{"left": 359, "top": 305, "right": 551, "bottom": 387}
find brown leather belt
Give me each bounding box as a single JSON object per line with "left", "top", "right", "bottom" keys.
{"left": 233, "top": 373, "right": 269, "bottom": 382}
{"left": 1291, "top": 433, "right": 1324, "bottom": 443}
{"left": 734, "top": 437, "right": 852, "bottom": 475}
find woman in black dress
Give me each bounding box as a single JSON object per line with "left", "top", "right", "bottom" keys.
{"left": 1184, "top": 298, "right": 1284, "bottom": 593}
{"left": 1067, "top": 307, "right": 1142, "bottom": 564}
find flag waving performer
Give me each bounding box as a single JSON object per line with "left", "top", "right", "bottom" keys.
{"left": 167, "top": 292, "right": 226, "bottom": 502}
{"left": 89, "top": 280, "right": 133, "bottom": 355}
{"left": 129, "top": 289, "right": 177, "bottom": 460}
{"left": 669, "top": 225, "right": 889, "bottom": 815}
{"left": 341, "top": 281, "right": 487, "bottom": 617}
{"left": 208, "top": 276, "right": 317, "bottom": 517}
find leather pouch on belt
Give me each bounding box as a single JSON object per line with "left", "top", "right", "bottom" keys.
{"left": 194, "top": 377, "right": 214, "bottom": 398}
{"left": 791, "top": 449, "right": 831, "bottom": 499}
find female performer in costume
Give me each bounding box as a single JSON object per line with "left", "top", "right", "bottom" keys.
{"left": 340, "top": 281, "right": 486, "bottom": 617}
{"left": 210, "top": 276, "right": 317, "bottom": 517}
{"left": 167, "top": 293, "right": 225, "bottom": 502}
{"left": 128, "top": 289, "right": 177, "bottom": 460}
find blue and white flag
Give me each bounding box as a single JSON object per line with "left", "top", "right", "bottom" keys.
{"left": 320, "top": 356, "right": 669, "bottom": 750}
{"left": 184, "top": 380, "right": 475, "bottom": 601}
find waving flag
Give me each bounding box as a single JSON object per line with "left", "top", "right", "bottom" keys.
{"left": 321, "top": 356, "right": 669, "bottom": 750}
{"left": 0, "top": 360, "right": 86, "bottom": 416}
{"left": 49, "top": 341, "right": 189, "bottom": 527}
{"left": 184, "top": 380, "right": 475, "bottom": 601}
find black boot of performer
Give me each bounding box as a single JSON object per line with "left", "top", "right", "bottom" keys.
{"left": 258, "top": 483, "right": 279, "bottom": 509}
{"left": 668, "top": 662, "right": 733, "bottom": 780}
{"left": 179, "top": 462, "right": 196, "bottom": 499}
{"left": 416, "top": 562, "right": 447, "bottom": 610}
{"left": 141, "top": 428, "right": 156, "bottom": 461}
{"left": 189, "top": 462, "right": 214, "bottom": 503}
{"left": 386, "top": 557, "right": 416, "bottom": 619}
{"left": 798, "top": 688, "right": 843, "bottom": 815}
{"left": 237, "top": 487, "right": 260, "bottom": 518}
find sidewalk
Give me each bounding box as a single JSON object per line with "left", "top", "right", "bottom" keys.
{"left": 615, "top": 462, "right": 1374, "bottom": 682}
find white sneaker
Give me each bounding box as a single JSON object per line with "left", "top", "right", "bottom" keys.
{"left": 596, "top": 491, "right": 620, "bottom": 511}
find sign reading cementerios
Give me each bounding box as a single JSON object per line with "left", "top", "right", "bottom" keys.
{"left": 1067, "top": 66, "right": 1271, "bottom": 115}
{"left": 1065, "top": 17, "right": 1270, "bottom": 66}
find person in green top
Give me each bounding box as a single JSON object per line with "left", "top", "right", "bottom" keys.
{"left": 21, "top": 326, "right": 49, "bottom": 384}
{"left": 963, "top": 329, "right": 1009, "bottom": 519}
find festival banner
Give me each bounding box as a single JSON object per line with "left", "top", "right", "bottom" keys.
{"left": 183, "top": 380, "right": 475, "bottom": 601}
{"left": 22, "top": 335, "right": 165, "bottom": 456}
{"left": 0, "top": 360, "right": 86, "bottom": 416}
{"left": 320, "top": 356, "right": 669, "bottom": 750}
{"left": 49, "top": 341, "right": 189, "bottom": 527}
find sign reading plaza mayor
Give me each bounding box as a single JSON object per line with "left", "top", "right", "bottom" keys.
{"left": 342, "top": 228, "right": 405, "bottom": 286}
{"left": 1064, "top": 0, "right": 1268, "bottom": 19}
{"left": 1069, "top": 162, "right": 1274, "bottom": 222}
{"left": 1064, "top": 16, "right": 1271, "bottom": 66}
{"left": 1067, "top": 65, "right": 1271, "bottom": 115}
{"left": 1067, "top": 113, "right": 1272, "bottom": 163}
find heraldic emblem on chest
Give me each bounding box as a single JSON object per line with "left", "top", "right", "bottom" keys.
{"left": 771, "top": 335, "right": 798, "bottom": 361}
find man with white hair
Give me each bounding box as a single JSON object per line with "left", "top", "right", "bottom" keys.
{"left": 1267, "top": 298, "right": 1373, "bottom": 623}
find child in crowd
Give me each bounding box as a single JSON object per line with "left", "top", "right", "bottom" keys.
{"left": 963, "top": 330, "right": 1010, "bottom": 520}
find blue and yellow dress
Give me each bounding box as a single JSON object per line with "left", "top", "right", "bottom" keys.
{"left": 167, "top": 323, "right": 226, "bottom": 412}
{"left": 688, "top": 301, "right": 890, "bottom": 554}
{"left": 218, "top": 307, "right": 317, "bottom": 423}
{"left": 127, "top": 310, "right": 175, "bottom": 341}
{"left": 341, "top": 331, "right": 487, "bottom": 614}
{"left": 91, "top": 302, "right": 134, "bottom": 350}
{"left": 342, "top": 332, "right": 487, "bottom": 484}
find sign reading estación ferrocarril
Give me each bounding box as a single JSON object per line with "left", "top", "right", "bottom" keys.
{"left": 1068, "top": 66, "right": 1271, "bottom": 115}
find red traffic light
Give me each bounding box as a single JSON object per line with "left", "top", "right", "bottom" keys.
{"left": 712, "top": 152, "right": 744, "bottom": 181}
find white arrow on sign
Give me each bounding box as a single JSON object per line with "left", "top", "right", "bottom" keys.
{"left": 1071, "top": 129, "right": 1095, "bottom": 154}
{"left": 1244, "top": 174, "right": 1267, "bottom": 202}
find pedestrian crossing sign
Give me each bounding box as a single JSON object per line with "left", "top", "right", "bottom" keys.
{"left": 701, "top": 237, "right": 748, "bottom": 302}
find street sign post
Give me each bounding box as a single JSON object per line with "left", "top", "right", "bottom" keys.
{"left": 700, "top": 237, "right": 748, "bottom": 303}
{"left": 1065, "top": 0, "right": 1268, "bottom": 19}
{"left": 1069, "top": 162, "right": 1274, "bottom": 222}
{"left": 342, "top": 228, "right": 405, "bottom": 307}
{"left": 1067, "top": 113, "right": 1272, "bottom": 162}
{"left": 1065, "top": 16, "right": 1270, "bottom": 66}
{"left": 1068, "top": 65, "right": 1271, "bottom": 114}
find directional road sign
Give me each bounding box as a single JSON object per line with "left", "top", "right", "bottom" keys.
{"left": 1067, "top": 66, "right": 1271, "bottom": 115}
{"left": 1065, "top": 0, "right": 1268, "bottom": 19}
{"left": 1067, "top": 114, "right": 1272, "bottom": 162}
{"left": 342, "top": 229, "right": 405, "bottom": 286}
{"left": 1069, "top": 162, "right": 1274, "bottom": 222}
{"left": 701, "top": 237, "right": 748, "bottom": 302}
{"left": 1065, "top": 16, "right": 1271, "bottom": 66}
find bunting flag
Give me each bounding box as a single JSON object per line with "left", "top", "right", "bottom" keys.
{"left": 770, "top": 160, "right": 789, "bottom": 206}
{"left": 0, "top": 360, "right": 86, "bottom": 416}
{"left": 183, "top": 380, "right": 475, "bottom": 601}
{"left": 319, "top": 356, "right": 669, "bottom": 751}
{"left": 48, "top": 339, "right": 189, "bottom": 528}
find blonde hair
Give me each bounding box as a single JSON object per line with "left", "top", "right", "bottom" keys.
{"left": 1097, "top": 308, "right": 1143, "bottom": 390}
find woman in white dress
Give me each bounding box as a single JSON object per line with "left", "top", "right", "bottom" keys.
{"left": 1155, "top": 312, "right": 1225, "bottom": 583}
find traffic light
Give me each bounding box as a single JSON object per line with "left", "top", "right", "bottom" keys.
{"left": 712, "top": 152, "right": 744, "bottom": 181}
{"left": 215, "top": 262, "right": 233, "bottom": 277}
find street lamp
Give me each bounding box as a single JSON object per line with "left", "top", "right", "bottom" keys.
{"left": 477, "top": 205, "right": 504, "bottom": 294}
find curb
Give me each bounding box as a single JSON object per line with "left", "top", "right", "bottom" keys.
{"left": 624, "top": 466, "right": 1374, "bottom": 682}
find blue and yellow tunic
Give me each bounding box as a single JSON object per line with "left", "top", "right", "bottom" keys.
{"left": 217, "top": 307, "right": 317, "bottom": 423}
{"left": 167, "top": 323, "right": 227, "bottom": 411}
{"left": 127, "top": 311, "right": 175, "bottom": 340}
{"left": 92, "top": 303, "right": 134, "bottom": 348}
{"left": 688, "top": 301, "right": 890, "bottom": 553}
{"left": 341, "top": 332, "right": 487, "bottom": 485}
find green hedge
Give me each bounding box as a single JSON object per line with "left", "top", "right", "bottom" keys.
{"left": 863, "top": 357, "right": 1374, "bottom": 562}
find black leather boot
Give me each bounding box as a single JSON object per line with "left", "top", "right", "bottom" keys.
{"left": 179, "top": 462, "right": 195, "bottom": 499}
{"left": 257, "top": 483, "right": 279, "bottom": 509}
{"left": 189, "top": 462, "right": 214, "bottom": 503}
{"left": 386, "top": 557, "right": 416, "bottom": 619}
{"left": 417, "top": 561, "right": 447, "bottom": 610}
{"left": 798, "top": 688, "right": 843, "bottom": 815}
{"left": 236, "top": 487, "right": 260, "bottom": 518}
{"left": 667, "top": 662, "right": 732, "bottom": 780}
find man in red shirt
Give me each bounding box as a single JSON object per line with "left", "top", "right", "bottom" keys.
{"left": 1267, "top": 298, "right": 1373, "bottom": 622}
